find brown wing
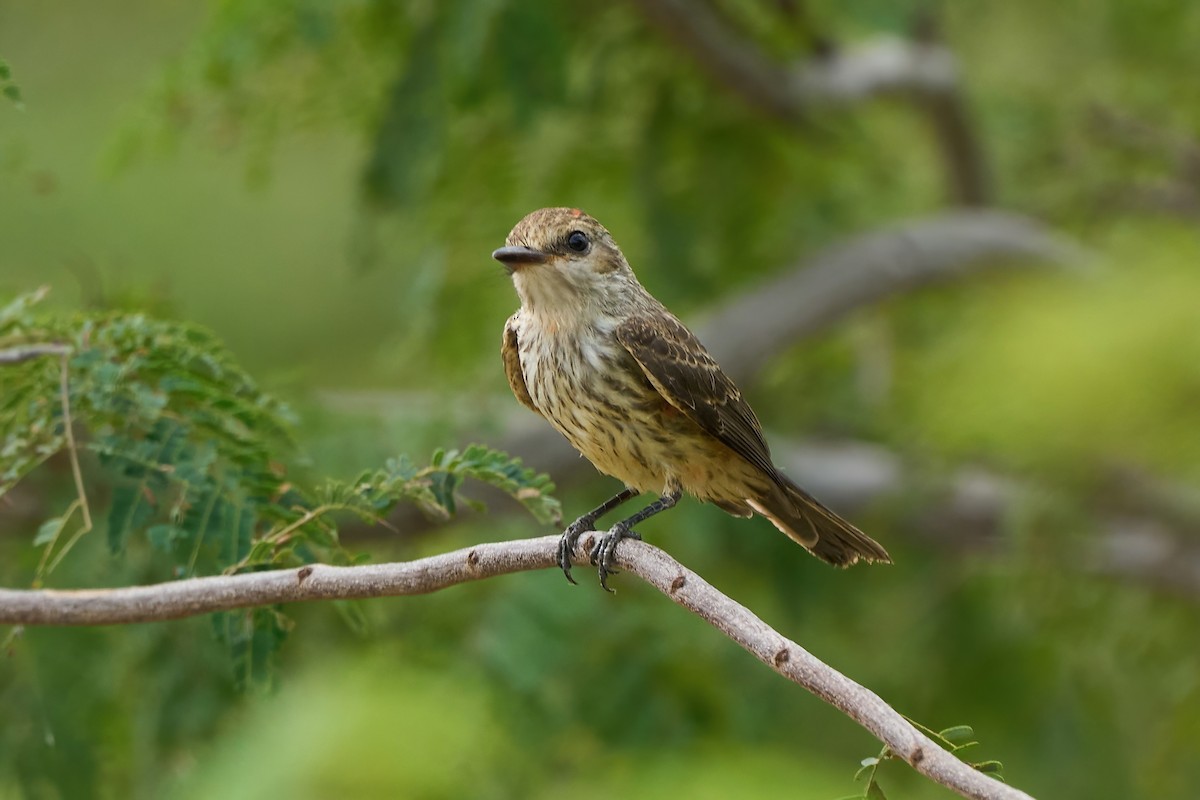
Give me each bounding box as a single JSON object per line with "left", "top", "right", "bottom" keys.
{"left": 616, "top": 313, "right": 778, "bottom": 480}
{"left": 502, "top": 312, "right": 542, "bottom": 416}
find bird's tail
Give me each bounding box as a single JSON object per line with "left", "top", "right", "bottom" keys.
{"left": 749, "top": 476, "right": 891, "bottom": 567}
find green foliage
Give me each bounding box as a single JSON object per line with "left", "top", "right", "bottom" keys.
{"left": 5, "top": 1, "right": 1200, "bottom": 798}
{"left": 0, "top": 56, "right": 22, "bottom": 108}
{"left": 843, "top": 723, "right": 1004, "bottom": 800}
{"left": 107, "top": 0, "right": 938, "bottom": 386}
{"left": 895, "top": 230, "right": 1200, "bottom": 483}
{"left": 2, "top": 286, "right": 312, "bottom": 581}
{"left": 211, "top": 607, "right": 294, "bottom": 692}
{"left": 1, "top": 287, "right": 558, "bottom": 686}
{"left": 322, "top": 444, "right": 560, "bottom": 526}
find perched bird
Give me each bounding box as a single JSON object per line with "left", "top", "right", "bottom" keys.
{"left": 494, "top": 208, "right": 890, "bottom": 590}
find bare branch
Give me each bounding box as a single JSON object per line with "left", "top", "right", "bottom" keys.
{"left": 630, "top": 0, "right": 989, "bottom": 203}
{"left": 632, "top": 0, "right": 962, "bottom": 114}
{"left": 0, "top": 343, "right": 71, "bottom": 364}
{"left": 701, "top": 210, "right": 1084, "bottom": 383}
{"left": 775, "top": 440, "right": 1200, "bottom": 599}
{"left": 626, "top": 542, "right": 1035, "bottom": 800}
{"left": 793, "top": 37, "right": 959, "bottom": 101}
{"left": 0, "top": 537, "right": 550, "bottom": 625}
{"left": 633, "top": 0, "right": 801, "bottom": 124}
{"left": 0, "top": 535, "right": 1034, "bottom": 800}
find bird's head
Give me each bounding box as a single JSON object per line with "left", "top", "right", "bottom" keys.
{"left": 493, "top": 207, "right": 637, "bottom": 317}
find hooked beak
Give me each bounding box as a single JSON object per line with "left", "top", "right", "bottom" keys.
{"left": 492, "top": 245, "right": 550, "bottom": 273}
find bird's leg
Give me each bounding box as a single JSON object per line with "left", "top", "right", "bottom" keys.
{"left": 591, "top": 488, "right": 682, "bottom": 593}
{"left": 557, "top": 487, "right": 640, "bottom": 584}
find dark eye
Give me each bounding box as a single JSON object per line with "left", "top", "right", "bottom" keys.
{"left": 566, "top": 231, "right": 589, "bottom": 253}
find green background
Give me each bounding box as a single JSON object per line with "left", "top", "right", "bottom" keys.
{"left": 3, "top": 1, "right": 1199, "bottom": 798}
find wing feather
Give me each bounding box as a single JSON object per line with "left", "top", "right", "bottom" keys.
{"left": 502, "top": 312, "right": 542, "bottom": 417}
{"left": 616, "top": 313, "right": 777, "bottom": 479}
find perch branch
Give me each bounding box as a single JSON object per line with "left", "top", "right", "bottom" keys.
{"left": 0, "top": 534, "right": 1033, "bottom": 800}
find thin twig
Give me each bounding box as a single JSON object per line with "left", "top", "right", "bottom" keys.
{"left": 30, "top": 353, "right": 94, "bottom": 586}
{"left": 0, "top": 343, "right": 71, "bottom": 364}
{"left": 32, "top": 499, "right": 79, "bottom": 584}
{"left": 0, "top": 534, "right": 1034, "bottom": 800}
{"left": 58, "top": 354, "right": 91, "bottom": 534}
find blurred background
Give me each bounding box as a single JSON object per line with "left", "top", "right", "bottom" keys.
{"left": 3, "top": 1, "right": 1200, "bottom": 798}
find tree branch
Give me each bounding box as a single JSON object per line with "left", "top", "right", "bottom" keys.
{"left": 0, "top": 343, "right": 71, "bottom": 364}
{"left": 699, "top": 210, "right": 1083, "bottom": 383}
{"left": 773, "top": 440, "right": 1200, "bottom": 599}
{"left": 0, "top": 534, "right": 1034, "bottom": 800}
{"left": 630, "top": 0, "right": 990, "bottom": 203}
{"left": 633, "top": 0, "right": 802, "bottom": 124}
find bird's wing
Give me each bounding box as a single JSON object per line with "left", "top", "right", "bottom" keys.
{"left": 616, "top": 313, "right": 777, "bottom": 479}
{"left": 502, "top": 312, "right": 542, "bottom": 417}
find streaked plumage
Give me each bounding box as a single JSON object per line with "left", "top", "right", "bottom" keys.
{"left": 496, "top": 207, "right": 890, "bottom": 587}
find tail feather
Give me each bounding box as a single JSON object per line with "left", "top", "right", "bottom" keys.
{"left": 749, "top": 477, "right": 891, "bottom": 567}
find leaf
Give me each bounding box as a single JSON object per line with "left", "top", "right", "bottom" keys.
{"left": 429, "top": 470, "right": 461, "bottom": 515}
{"left": 108, "top": 484, "right": 158, "bottom": 553}
{"left": 387, "top": 454, "right": 417, "bottom": 481}
{"left": 34, "top": 517, "right": 64, "bottom": 546}
{"left": 212, "top": 607, "right": 292, "bottom": 692}
{"left": 146, "top": 524, "right": 187, "bottom": 552}
{"left": 333, "top": 600, "right": 370, "bottom": 637}
{"left": 0, "top": 287, "right": 48, "bottom": 327}
{"left": 938, "top": 725, "right": 975, "bottom": 744}
{"left": 865, "top": 781, "right": 888, "bottom": 800}
{"left": 974, "top": 760, "right": 1005, "bottom": 775}
{"left": 446, "top": 444, "right": 562, "bottom": 525}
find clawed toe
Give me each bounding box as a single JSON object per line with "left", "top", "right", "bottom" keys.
{"left": 557, "top": 514, "right": 598, "bottom": 585}
{"left": 555, "top": 534, "right": 579, "bottom": 585}
{"left": 555, "top": 509, "right": 645, "bottom": 591}
{"left": 589, "top": 524, "right": 641, "bottom": 593}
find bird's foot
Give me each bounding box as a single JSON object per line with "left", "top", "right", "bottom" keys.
{"left": 589, "top": 522, "right": 641, "bottom": 593}
{"left": 556, "top": 514, "right": 599, "bottom": 585}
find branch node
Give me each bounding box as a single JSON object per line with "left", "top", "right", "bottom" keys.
{"left": 773, "top": 647, "right": 791, "bottom": 667}
{"left": 466, "top": 549, "right": 480, "bottom": 568}
{"left": 911, "top": 746, "right": 926, "bottom": 765}
{"left": 296, "top": 566, "right": 313, "bottom": 584}
{"left": 670, "top": 574, "right": 686, "bottom": 593}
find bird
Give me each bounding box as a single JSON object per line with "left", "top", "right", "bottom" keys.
{"left": 494, "top": 207, "right": 890, "bottom": 590}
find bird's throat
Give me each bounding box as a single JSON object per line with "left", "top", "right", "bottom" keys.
{"left": 513, "top": 271, "right": 594, "bottom": 330}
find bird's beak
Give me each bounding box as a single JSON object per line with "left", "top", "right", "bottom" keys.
{"left": 492, "top": 245, "right": 550, "bottom": 273}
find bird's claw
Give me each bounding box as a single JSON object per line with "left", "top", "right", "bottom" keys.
{"left": 589, "top": 523, "right": 641, "bottom": 593}
{"left": 556, "top": 514, "right": 598, "bottom": 585}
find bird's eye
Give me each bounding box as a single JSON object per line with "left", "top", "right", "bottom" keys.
{"left": 566, "top": 231, "right": 590, "bottom": 253}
